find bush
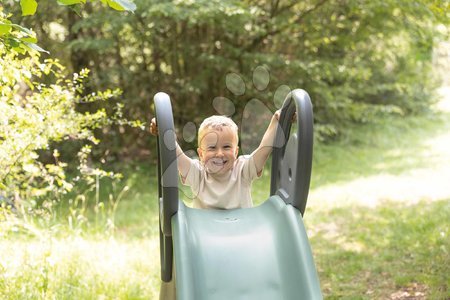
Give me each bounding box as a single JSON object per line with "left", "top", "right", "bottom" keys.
{"left": 0, "top": 41, "right": 125, "bottom": 226}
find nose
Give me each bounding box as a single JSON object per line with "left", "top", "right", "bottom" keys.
{"left": 216, "top": 148, "right": 224, "bottom": 157}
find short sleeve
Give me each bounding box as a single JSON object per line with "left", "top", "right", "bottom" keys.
{"left": 182, "top": 159, "right": 202, "bottom": 192}
{"left": 240, "top": 155, "right": 262, "bottom": 182}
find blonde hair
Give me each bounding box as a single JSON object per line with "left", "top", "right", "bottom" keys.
{"left": 198, "top": 115, "right": 239, "bottom": 147}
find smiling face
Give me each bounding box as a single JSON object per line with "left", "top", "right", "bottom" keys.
{"left": 197, "top": 126, "right": 239, "bottom": 175}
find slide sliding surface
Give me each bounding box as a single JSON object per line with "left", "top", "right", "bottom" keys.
{"left": 172, "top": 196, "right": 322, "bottom": 300}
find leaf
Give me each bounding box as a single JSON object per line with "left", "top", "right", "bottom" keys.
{"left": 8, "top": 37, "right": 21, "bottom": 48}
{"left": 57, "top": 0, "right": 86, "bottom": 5}
{"left": 10, "top": 23, "right": 34, "bottom": 36}
{"left": 20, "top": 0, "right": 38, "bottom": 16}
{"left": 0, "top": 22, "right": 12, "bottom": 36}
{"left": 24, "top": 42, "right": 50, "bottom": 54}
{"left": 106, "top": 0, "right": 136, "bottom": 12}
{"left": 20, "top": 36, "right": 38, "bottom": 44}
{"left": 72, "top": 5, "right": 84, "bottom": 17}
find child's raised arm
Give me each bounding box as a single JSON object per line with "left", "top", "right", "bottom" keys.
{"left": 251, "top": 110, "right": 281, "bottom": 176}
{"left": 150, "top": 117, "right": 192, "bottom": 179}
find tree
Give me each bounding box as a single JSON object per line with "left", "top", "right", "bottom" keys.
{"left": 2, "top": 0, "right": 448, "bottom": 157}
{"left": 0, "top": 1, "right": 138, "bottom": 220}
{"left": 48, "top": 0, "right": 447, "bottom": 151}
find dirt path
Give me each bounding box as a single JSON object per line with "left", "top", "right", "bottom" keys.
{"left": 309, "top": 86, "right": 450, "bottom": 209}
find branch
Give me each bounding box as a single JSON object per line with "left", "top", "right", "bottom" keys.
{"left": 244, "top": 0, "right": 330, "bottom": 52}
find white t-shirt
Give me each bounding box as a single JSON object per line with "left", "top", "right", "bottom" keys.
{"left": 182, "top": 155, "right": 262, "bottom": 209}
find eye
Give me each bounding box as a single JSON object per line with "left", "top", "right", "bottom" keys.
{"left": 224, "top": 145, "right": 231, "bottom": 149}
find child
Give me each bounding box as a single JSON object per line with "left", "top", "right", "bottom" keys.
{"left": 150, "top": 110, "right": 281, "bottom": 209}
{"left": 151, "top": 110, "right": 283, "bottom": 299}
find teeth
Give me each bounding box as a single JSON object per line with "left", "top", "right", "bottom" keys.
{"left": 211, "top": 159, "right": 226, "bottom": 165}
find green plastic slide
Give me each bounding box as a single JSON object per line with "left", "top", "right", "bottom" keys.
{"left": 173, "top": 197, "right": 321, "bottom": 299}
{"left": 154, "top": 89, "right": 322, "bottom": 299}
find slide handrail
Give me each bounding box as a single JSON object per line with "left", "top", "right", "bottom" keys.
{"left": 154, "top": 92, "right": 178, "bottom": 281}
{"left": 153, "top": 89, "right": 314, "bottom": 281}
{"left": 270, "top": 89, "right": 314, "bottom": 215}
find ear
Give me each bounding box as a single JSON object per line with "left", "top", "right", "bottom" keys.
{"left": 235, "top": 146, "right": 239, "bottom": 158}
{"left": 197, "top": 147, "right": 203, "bottom": 161}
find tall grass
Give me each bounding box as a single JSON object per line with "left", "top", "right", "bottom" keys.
{"left": 0, "top": 164, "right": 162, "bottom": 299}
{"left": 0, "top": 238, "right": 160, "bottom": 299}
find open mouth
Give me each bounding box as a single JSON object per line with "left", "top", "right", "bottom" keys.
{"left": 210, "top": 158, "right": 227, "bottom": 167}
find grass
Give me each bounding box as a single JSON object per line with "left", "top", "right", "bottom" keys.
{"left": 1, "top": 102, "right": 449, "bottom": 299}
{"left": 0, "top": 238, "right": 160, "bottom": 299}
{"left": 308, "top": 200, "right": 449, "bottom": 299}
{"left": 311, "top": 112, "right": 450, "bottom": 187}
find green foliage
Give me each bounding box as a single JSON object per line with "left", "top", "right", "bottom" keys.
{"left": 19, "top": 0, "right": 137, "bottom": 14}
{"left": 0, "top": 10, "right": 48, "bottom": 54}
{"left": 0, "top": 43, "right": 127, "bottom": 222}
{"left": 0, "top": 0, "right": 447, "bottom": 234}
{"left": 1, "top": 0, "right": 447, "bottom": 155}
{"left": 23, "top": 0, "right": 444, "bottom": 152}
{"left": 0, "top": 0, "right": 142, "bottom": 230}
{"left": 0, "top": 0, "right": 135, "bottom": 54}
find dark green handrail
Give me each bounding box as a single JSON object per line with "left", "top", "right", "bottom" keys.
{"left": 270, "top": 89, "right": 314, "bottom": 216}
{"left": 154, "top": 92, "right": 178, "bottom": 282}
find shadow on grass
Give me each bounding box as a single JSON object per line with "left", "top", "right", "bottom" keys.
{"left": 308, "top": 199, "right": 449, "bottom": 299}
{"left": 311, "top": 111, "right": 450, "bottom": 188}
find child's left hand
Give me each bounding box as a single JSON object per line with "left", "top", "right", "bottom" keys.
{"left": 274, "top": 110, "right": 281, "bottom": 121}
{"left": 149, "top": 117, "right": 158, "bottom": 136}
{"left": 274, "top": 110, "right": 297, "bottom": 122}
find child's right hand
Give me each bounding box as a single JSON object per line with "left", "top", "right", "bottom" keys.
{"left": 149, "top": 118, "right": 158, "bottom": 136}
